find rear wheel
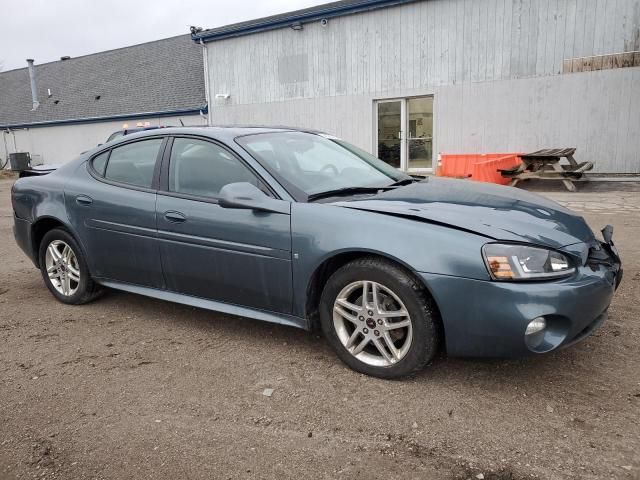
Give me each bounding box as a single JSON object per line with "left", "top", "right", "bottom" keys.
{"left": 319, "top": 257, "right": 439, "bottom": 379}
{"left": 38, "top": 228, "right": 101, "bottom": 305}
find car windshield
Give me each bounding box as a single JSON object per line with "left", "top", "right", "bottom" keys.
{"left": 236, "top": 131, "right": 410, "bottom": 197}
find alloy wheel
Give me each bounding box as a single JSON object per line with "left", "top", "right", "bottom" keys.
{"left": 45, "top": 240, "right": 80, "bottom": 296}
{"left": 333, "top": 280, "right": 413, "bottom": 367}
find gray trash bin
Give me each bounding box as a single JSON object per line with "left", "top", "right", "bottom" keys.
{"left": 9, "top": 152, "right": 32, "bottom": 171}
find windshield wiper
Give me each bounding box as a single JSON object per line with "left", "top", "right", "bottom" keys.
{"left": 307, "top": 186, "right": 390, "bottom": 201}
{"left": 387, "top": 177, "right": 420, "bottom": 187}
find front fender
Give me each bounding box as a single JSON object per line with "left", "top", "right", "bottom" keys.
{"left": 291, "top": 203, "right": 491, "bottom": 318}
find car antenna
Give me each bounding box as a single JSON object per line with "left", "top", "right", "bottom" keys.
{"left": 179, "top": 119, "right": 185, "bottom": 127}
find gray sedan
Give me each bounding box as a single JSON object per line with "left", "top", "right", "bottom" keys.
{"left": 11, "top": 127, "right": 622, "bottom": 378}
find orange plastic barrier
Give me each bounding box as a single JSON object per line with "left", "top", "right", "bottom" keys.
{"left": 471, "top": 155, "right": 522, "bottom": 185}
{"left": 437, "top": 153, "right": 522, "bottom": 185}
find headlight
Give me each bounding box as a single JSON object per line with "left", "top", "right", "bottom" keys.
{"left": 482, "top": 243, "right": 575, "bottom": 281}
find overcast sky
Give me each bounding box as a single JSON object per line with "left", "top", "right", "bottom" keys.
{"left": 0, "top": 0, "right": 324, "bottom": 72}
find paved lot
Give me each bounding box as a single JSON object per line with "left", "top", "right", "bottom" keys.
{"left": 0, "top": 178, "right": 639, "bottom": 480}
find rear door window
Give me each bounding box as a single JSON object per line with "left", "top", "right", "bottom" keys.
{"left": 104, "top": 139, "right": 163, "bottom": 188}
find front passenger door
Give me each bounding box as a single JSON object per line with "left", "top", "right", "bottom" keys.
{"left": 156, "top": 137, "right": 293, "bottom": 314}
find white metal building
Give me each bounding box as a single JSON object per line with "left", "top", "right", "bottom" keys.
{"left": 0, "top": 35, "right": 207, "bottom": 166}
{"left": 194, "top": 0, "right": 640, "bottom": 173}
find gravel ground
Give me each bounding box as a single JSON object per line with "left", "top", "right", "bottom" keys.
{"left": 0, "top": 178, "right": 639, "bottom": 480}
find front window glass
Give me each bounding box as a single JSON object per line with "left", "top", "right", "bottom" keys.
{"left": 169, "top": 138, "right": 260, "bottom": 198}
{"left": 104, "top": 138, "right": 162, "bottom": 188}
{"left": 237, "top": 132, "right": 408, "bottom": 196}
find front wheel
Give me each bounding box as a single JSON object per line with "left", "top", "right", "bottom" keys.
{"left": 38, "top": 228, "right": 101, "bottom": 305}
{"left": 319, "top": 257, "right": 440, "bottom": 379}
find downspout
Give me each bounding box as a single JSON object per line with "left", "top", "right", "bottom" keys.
{"left": 26, "top": 59, "right": 40, "bottom": 111}
{"left": 2, "top": 130, "right": 10, "bottom": 167}
{"left": 2, "top": 129, "right": 17, "bottom": 169}
{"left": 199, "top": 39, "right": 211, "bottom": 126}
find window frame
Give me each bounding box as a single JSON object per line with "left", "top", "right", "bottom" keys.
{"left": 158, "top": 135, "right": 278, "bottom": 204}
{"left": 87, "top": 136, "right": 168, "bottom": 193}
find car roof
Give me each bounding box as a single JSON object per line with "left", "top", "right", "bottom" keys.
{"left": 117, "top": 125, "right": 326, "bottom": 143}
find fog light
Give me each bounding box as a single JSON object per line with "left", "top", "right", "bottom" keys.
{"left": 525, "top": 317, "right": 546, "bottom": 335}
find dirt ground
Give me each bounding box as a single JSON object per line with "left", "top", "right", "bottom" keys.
{"left": 1, "top": 178, "right": 639, "bottom": 480}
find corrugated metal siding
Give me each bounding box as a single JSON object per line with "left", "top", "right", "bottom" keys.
{"left": 208, "top": 0, "right": 639, "bottom": 105}
{"left": 206, "top": 0, "right": 640, "bottom": 172}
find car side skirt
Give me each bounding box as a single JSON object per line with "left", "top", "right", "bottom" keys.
{"left": 96, "top": 279, "right": 309, "bottom": 330}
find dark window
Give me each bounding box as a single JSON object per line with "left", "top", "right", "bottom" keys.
{"left": 91, "top": 151, "right": 109, "bottom": 176}
{"left": 104, "top": 138, "right": 162, "bottom": 188}
{"left": 169, "top": 138, "right": 261, "bottom": 198}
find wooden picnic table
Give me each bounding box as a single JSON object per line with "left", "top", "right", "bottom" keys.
{"left": 499, "top": 148, "right": 593, "bottom": 192}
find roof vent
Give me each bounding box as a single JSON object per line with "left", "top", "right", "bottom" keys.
{"left": 60, "top": 56, "right": 71, "bottom": 61}
{"left": 26, "top": 59, "right": 40, "bottom": 111}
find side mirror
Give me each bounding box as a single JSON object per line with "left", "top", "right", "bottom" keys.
{"left": 218, "top": 182, "right": 290, "bottom": 215}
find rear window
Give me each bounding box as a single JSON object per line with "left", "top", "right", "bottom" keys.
{"left": 104, "top": 139, "right": 163, "bottom": 188}
{"left": 106, "top": 131, "right": 125, "bottom": 143}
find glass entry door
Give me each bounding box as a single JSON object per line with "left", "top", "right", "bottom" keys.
{"left": 407, "top": 97, "right": 433, "bottom": 170}
{"left": 376, "top": 96, "right": 434, "bottom": 172}
{"left": 376, "top": 100, "right": 403, "bottom": 168}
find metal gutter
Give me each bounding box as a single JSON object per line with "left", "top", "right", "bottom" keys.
{"left": 0, "top": 105, "right": 208, "bottom": 130}
{"left": 192, "top": 0, "right": 418, "bottom": 43}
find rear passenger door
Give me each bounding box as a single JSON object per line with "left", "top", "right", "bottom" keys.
{"left": 156, "top": 136, "right": 293, "bottom": 314}
{"left": 66, "top": 137, "right": 165, "bottom": 288}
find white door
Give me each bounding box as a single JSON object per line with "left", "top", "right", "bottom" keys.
{"left": 375, "top": 96, "right": 434, "bottom": 173}
{"left": 406, "top": 96, "right": 434, "bottom": 171}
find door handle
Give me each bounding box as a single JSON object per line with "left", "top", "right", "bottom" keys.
{"left": 164, "top": 211, "right": 186, "bottom": 223}
{"left": 75, "top": 195, "right": 93, "bottom": 206}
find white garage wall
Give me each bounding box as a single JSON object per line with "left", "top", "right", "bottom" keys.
{"left": 2, "top": 114, "right": 207, "bottom": 166}
{"left": 208, "top": 66, "right": 640, "bottom": 173}
{"left": 205, "top": 0, "right": 640, "bottom": 173}
{"left": 435, "top": 67, "right": 640, "bottom": 173}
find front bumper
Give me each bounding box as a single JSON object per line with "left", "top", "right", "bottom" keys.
{"left": 419, "top": 241, "right": 622, "bottom": 358}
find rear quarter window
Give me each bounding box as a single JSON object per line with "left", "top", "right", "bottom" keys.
{"left": 91, "top": 151, "right": 110, "bottom": 176}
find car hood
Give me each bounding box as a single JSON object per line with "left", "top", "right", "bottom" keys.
{"left": 333, "top": 177, "right": 594, "bottom": 249}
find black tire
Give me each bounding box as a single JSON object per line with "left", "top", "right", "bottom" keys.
{"left": 38, "top": 228, "right": 101, "bottom": 305}
{"left": 319, "top": 257, "right": 440, "bottom": 379}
